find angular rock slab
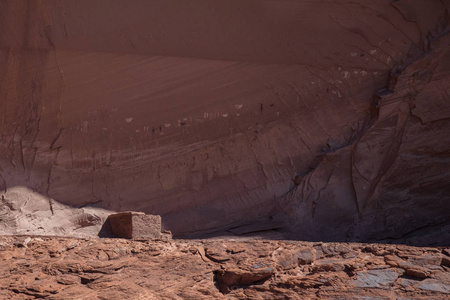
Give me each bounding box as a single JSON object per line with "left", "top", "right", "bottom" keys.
{"left": 354, "top": 269, "right": 400, "bottom": 289}
{"left": 108, "top": 212, "right": 161, "bottom": 239}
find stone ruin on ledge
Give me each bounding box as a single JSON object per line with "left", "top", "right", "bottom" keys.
{"left": 107, "top": 211, "right": 163, "bottom": 240}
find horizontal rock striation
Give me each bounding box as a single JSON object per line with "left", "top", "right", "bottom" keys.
{"left": 0, "top": 0, "right": 449, "bottom": 243}
{"left": 279, "top": 28, "right": 450, "bottom": 245}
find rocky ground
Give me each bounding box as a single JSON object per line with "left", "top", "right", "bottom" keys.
{"left": 0, "top": 236, "right": 449, "bottom": 299}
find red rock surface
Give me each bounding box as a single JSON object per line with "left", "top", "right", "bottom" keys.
{"left": 0, "top": 1, "right": 449, "bottom": 244}
{"left": 1, "top": 235, "right": 450, "bottom": 299}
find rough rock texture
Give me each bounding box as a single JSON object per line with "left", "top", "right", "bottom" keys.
{"left": 279, "top": 30, "right": 450, "bottom": 246}
{"left": 0, "top": 0, "right": 449, "bottom": 243}
{"left": 108, "top": 212, "right": 161, "bottom": 240}
{"left": 1, "top": 235, "right": 450, "bottom": 299}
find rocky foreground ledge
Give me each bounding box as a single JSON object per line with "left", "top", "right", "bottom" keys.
{"left": 0, "top": 236, "right": 449, "bottom": 299}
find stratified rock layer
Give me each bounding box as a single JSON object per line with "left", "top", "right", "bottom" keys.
{"left": 0, "top": 236, "right": 450, "bottom": 299}
{"left": 279, "top": 32, "right": 450, "bottom": 245}
{"left": 0, "top": 1, "right": 449, "bottom": 242}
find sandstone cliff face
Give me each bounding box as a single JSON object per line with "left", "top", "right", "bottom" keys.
{"left": 280, "top": 32, "right": 450, "bottom": 245}
{"left": 0, "top": 1, "right": 449, "bottom": 243}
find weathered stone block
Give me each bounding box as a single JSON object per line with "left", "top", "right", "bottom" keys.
{"left": 108, "top": 212, "right": 161, "bottom": 239}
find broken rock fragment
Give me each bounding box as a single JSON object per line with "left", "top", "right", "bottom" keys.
{"left": 273, "top": 247, "right": 316, "bottom": 270}
{"left": 354, "top": 269, "right": 401, "bottom": 289}
{"left": 214, "top": 263, "right": 274, "bottom": 294}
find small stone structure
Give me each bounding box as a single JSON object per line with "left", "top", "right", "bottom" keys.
{"left": 107, "top": 211, "right": 161, "bottom": 239}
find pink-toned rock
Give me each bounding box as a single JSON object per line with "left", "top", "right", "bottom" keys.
{"left": 0, "top": 0, "right": 448, "bottom": 245}
{"left": 273, "top": 247, "right": 316, "bottom": 270}
{"left": 1, "top": 236, "right": 450, "bottom": 299}
{"left": 214, "top": 265, "right": 275, "bottom": 294}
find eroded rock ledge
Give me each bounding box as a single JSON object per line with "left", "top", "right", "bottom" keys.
{"left": 0, "top": 236, "right": 449, "bottom": 299}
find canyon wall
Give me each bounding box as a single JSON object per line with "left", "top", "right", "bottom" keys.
{"left": 0, "top": 0, "right": 449, "bottom": 244}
